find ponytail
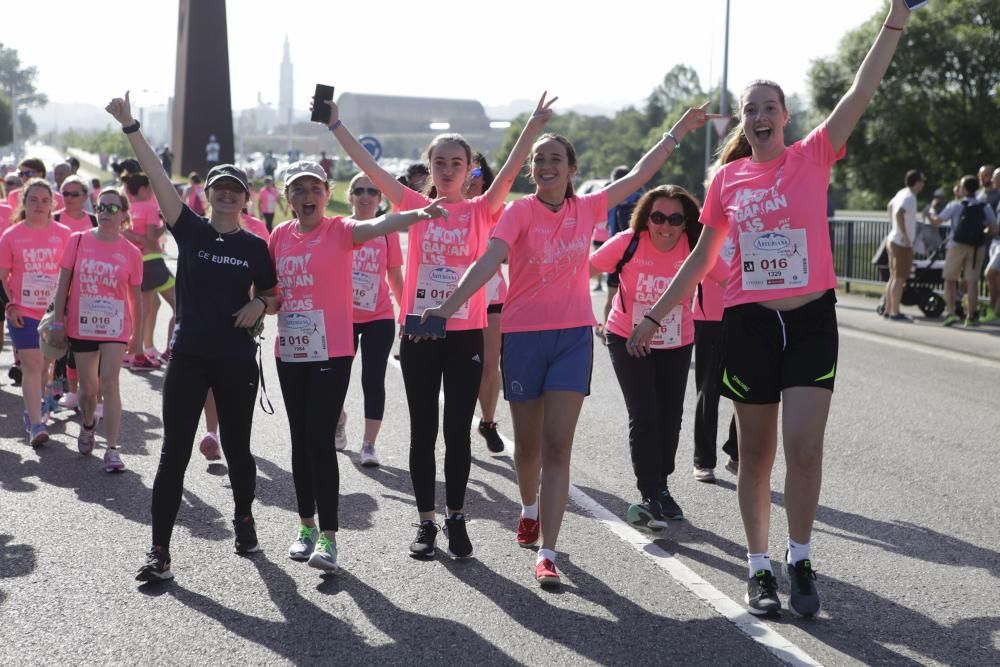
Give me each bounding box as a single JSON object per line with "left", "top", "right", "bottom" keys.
{"left": 717, "top": 125, "right": 752, "bottom": 165}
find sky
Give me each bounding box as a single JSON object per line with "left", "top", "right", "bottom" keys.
{"left": 4, "top": 0, "right": 890, "bottom": 115}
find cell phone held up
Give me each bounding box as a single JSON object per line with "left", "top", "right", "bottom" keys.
{"left": 404, "top": 314, "right": 446, "bottom": 338}
{"left": 310, "top": 84, "right": 335, "bottom": 124}
{"left": 903, "top": 0, "right": 928, "bottom": 9}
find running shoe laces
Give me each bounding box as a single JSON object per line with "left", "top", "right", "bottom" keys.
{"left": 444, "top": 513, "right": 473, "bottom": 559}
{"left": 745, "top": 569, "right": 781, "bottom": 615}
{"left": 478, "top": 420, "right": 504, "bottom": 454}
{"left": 409, "top": 520, "right": 439, "bottom": 558}
{"left": 787, "top": 558, "right": 821, "bottom": 616}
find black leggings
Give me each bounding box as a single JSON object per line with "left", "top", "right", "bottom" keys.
{"left": 353, "top": 319, "right": 395, "bottom": 421}
{"left": 400, "top": 330, "right": 483, "bottom": 513}
{"left": 277, "top": 356, "right": 353, "bottom": 532}
{"left": 262, "top": 213, "right": 275, "bottom": 231}
{"left": 606, "top": 333, "right": 692, "bottom": 498}
{"left": 151, "top": 352, "right": 259, "bottom": 550}
{"left": 693, "top": 320, "right": 739, "bottom": 469}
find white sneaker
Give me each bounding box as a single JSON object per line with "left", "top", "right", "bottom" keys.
{"left": 692, "top": 466, "right": 716, "bottom": 483}
{"left": 103, "top": 448, "right": 126, "bottom": 473}
{"left": 360, "top": 441, "right": 379, "bottom": 467}
{"left": 59, "top": 392, "right": 80, "bottom": 410}
{"left": 334, "top": 411, "right": 347, "bottom": 451}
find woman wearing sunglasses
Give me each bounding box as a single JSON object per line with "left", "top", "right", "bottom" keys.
{"left": 0, "top": 178, "right": 72, "bottom": 446}
{"left": 55, "top": 176, "right": 98, "bottom": 232}
{"left": 49, "top": 189, "right": 143, "bottom": 472}
{"left": 337, "top": 173, "right": 404, "bottom": 467}
{"left": 420, "top": 103, "right": 717, "bottom": 586}
{"left": 591, "top": 185, "right": 726, "bottom": 530}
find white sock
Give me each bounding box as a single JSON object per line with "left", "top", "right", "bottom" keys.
{"left": 520, "top": 501, "right": 538, "bottom": 520}
{"left": 747, "top": 552, "right": 771, "bottom": 577}
{"left": 537, "top": 548, "right": 556, "bottom": 564}
{"left": 787, "top": 538, "right": 810, "bottom": 565}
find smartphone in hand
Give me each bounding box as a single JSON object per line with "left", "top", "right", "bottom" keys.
{"left": 404, "top": 314, "right": 446, "bottom": 338}
{"left": 310, "top": 84, "right": 335, "bottom": 124}
{"left": 903, "top": 0, "right": 927, "bottom": 9}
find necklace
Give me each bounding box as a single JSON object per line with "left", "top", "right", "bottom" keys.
{"left": 213, "top": 226, "right": 241, "bottom": 242}
{"left": 537, "top": 195, "right": 565, "bottom": 211}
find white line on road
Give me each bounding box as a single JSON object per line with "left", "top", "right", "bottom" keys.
{"left": 839, "top": 326, "right": 1000, "bottom": 370}
{"left": 387, "top": 352, "right": 822, "bottom": 667}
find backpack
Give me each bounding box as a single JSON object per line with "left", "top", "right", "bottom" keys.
{"left": 607, "top": 190, "right": 643, "bottom": 238}
{"left": 953, "top": 201, "right": 988, "bottom": 247}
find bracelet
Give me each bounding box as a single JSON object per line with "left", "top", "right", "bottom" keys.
{"left": 663, "top": 132, "right": 680, "bottom": 148}
{"left": 4, "top": 302, "right": 17, "bottom": 312}
{"left": 49, "top": 322, "right": 64, "bottom": 330}
{"left": 254, "top": 295, "right": 267, "bottom": 308}
{"left": 882, "top": 23, "right": 903, "bottom": 31}
{"left": 644, "top": 314, "right": 660, "bottom": 326}
{"left": 122, "top": 120, "right": 141, "bottom": 134}
{"left": 329, "top": 119, "right": 342, "bottom": 131}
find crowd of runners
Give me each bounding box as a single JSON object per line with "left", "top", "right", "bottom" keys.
{"left": 0, "top": 0, "right": 919, "bottom": 619}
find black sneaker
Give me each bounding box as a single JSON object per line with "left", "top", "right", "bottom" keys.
{"left": 626, "top": 497, "right": 668, "bottom": 531}
{"left": 409, "top": 520, "right": 439, "bottom": 558}
{"left": 478, "top": 420, "right": 504, "bottom": 454}
{"left": 659, "top": 487, "right": 684, "bottom": 520}
{"left": 786, "top": 554, "right": 820, "bottom": 617}
{"left": 8, "top": 364, "right": 22, "bottom": 387}
{"left": 136, "top": 545, "right": 173, "bottom": 582}
{"left": 444, "top": 513, "right": 473, "bottom": 558}
{"left": 745, "top": 569, "right": 781, "bottom": 616}
{"left": 233, "top": 515, "right": 261, "bottom": 554}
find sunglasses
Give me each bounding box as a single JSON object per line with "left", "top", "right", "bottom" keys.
{"left": 351, "top": 187, "right": 380, "bottom": 197}
{"left": 649, "top": 211, "right": 687, "bottom": 226}
{"left": 18, "top": 170, "right": 36, "bottom": 178}
{"left": 95, "top": 203, "right": 123, "bottom": 214}
{"left": 62, "top": 191, "right": 86, "bottom": 198}
{"left": 470, "top": 168, "right": 483, "bottom": 178}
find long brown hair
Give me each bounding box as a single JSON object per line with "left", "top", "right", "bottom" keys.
{"left": 629, "top": 184, "right": 704, "bottom": 251}
{"left": 529, "top": 133, "right": 577, "bottom": 199}
{"left": 717, "top": 79, "right": 787, "bottom": 165}
{"left": 14, "top": 178, "right": 54, "bottom": 222}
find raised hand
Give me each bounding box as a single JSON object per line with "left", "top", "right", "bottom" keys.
{"left": 672, "top": 100, "right": 728, "bottom": 139}
{"left": 421, "top": 197, "right": 450, "bottom": 221}
{"left": 308, "top": 98, "right": 341, "bottom": 129}
{"left": 527, "top": 91, "right": 559, "bottom": 129}
{"left": 105, "top": 91, "right": 135, "bottom": 126}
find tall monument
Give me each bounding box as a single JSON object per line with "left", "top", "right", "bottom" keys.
{"left": 172, "top": 0, "right": 234, "bottom": 177}
{"left": 279, "top": 35, "right": 294, "bottom": 130}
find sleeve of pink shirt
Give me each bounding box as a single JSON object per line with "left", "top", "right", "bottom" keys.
{"left": 490, "top": 200, "right": 525, "bottom": 250}
{"left": 0, "top": 229, "right": 13, "bottom": 270}
{"left": 128, "top": 243, "right": 144, "bottom": 286}
{"left": 700, "top": 170, "right": 728, "bottom": 231}
{"left": 60, "top": 232, "right": 84, "bottom": 270}
{"left": 706, "top": 255, "right": 729, "bottom": 285}
{"left": 589, "top": 230, "right": 633, "bottom": 273}
{"left": 798, "top": 122, "right": 847, "bottom": 167}
{"left": 386, "top": 232, "right": 403, "bottom": 268}
{"left": 396, "top": 186, "right": 429, "bottom": 210}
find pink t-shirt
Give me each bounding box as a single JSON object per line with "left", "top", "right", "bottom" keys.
{"left": 693, "top": 241, "right": 735, "bottom": 322}
{"left": 269, "top": 216, "right": 358, "bottom": 360}
{"left": 56, "top": 210, "right": 95, "bottom": 233}
{"left": 492, "top": 191, "right": 608, "bottom": 333}
{"left": 0, "top": 204, "right": 11, "bottom": 234}
{"left": 186, "top": 184, "right": 206, "bottom": 215}
{"left": 591, "top": 230, "right": 715, "bottom": 348}
{"left": 352, "top": 232, "right": 403, "bottom": 323}
{"left": 60, "top": 231, "right": 143, "bottom": 341}
{"left": 0, "top": 220, "right": 73, "bottom": 320}
{"left": 397, "top": 188, "right": 495, "bottom": 331}
{"left": 241, "top": 213, "right": 271, "bottom": 242}
{"left": 258, "top": 187, "right": 280, "bottom": 215}
{"left": 128, "top": 198, "right": 163, "bottom": 254}
{"left": 702, "top": 123, "right": 844, "bottom": 308}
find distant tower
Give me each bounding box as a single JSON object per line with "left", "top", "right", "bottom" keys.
{"left": 279, "top": 35, "right": 293, "bottom": 129}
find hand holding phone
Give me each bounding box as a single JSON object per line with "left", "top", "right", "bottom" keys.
{"left": 404, "top": 313, "right": 446, "bottom": 339}
{"left": 310, "top": 84, "right": 335, "bottom": 124}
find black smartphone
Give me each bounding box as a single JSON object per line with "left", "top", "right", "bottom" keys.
{"left": 903, "top": 0, "right": 927, "bottom": 9}
{"left": 404, "top": 314, "right": 446, "bottom": 338}
{"left": 310, "top": 84, "right": 335, "bottom": 124}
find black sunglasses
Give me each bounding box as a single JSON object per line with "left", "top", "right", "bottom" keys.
{"left": 62, "top": 191, "right": 86, "bottom": 198}
{"left": 18, "top": 170, "right": 35, "bottom": 178}
{"left": 649, "top": 211, "right": 687, "bottom": 226}
{"left": 351, "top": 187, "right": 380, "bottom": 197}
{"left": 95, "top": 203, "right": 123, "bottom": 214}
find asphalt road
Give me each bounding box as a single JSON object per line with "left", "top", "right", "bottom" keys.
{"left": 1, "top": 254, "right": 999, "bottom": 665}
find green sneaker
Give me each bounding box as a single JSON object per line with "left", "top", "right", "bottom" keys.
{"left": 980, "top": 311, "right": 1000, "bottom": 325}
{"left": 307, "top": 533, "right": 338, "bottom": 572}
{"left": 288, "top": 524, "right": 319, "bottom": 561}
{"left": 964, "top": 318, "right": 979, "bottom": 328}
{"left": 942, "top": 314, "right": 959, "bottom": 327}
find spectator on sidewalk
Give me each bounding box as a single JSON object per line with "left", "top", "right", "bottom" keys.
{"left": 884, "top": 169, "right": 925, "bottom": 321}
{"left": 927, "top": 175, "right": 998, "bottom": 327}
{"left": 977, "top": 164, "right": 1000, "bottom": 210}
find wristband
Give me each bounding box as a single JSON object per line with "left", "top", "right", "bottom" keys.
{"left": 49, "top": 322, "right": 65, "bottom": 330}
{"left": 882, "top": 23, "right": 903, "bottom": 31}
{"left": 329, "top": 119, "right": 342, "bottom": 131}
{"left": 644, "top": 314, "right": 660, "bottom": 326}
{"left": 254, "top": 295, "right": 267, "bottom": 308}
{"left": 5, "top": 302, "right": 17, "bottom": 313}
{"left": 663, "top": 132, "right": 680, "bottom": 148}
{"left": 122, "top": 120, "right": 141, "bottom": 134}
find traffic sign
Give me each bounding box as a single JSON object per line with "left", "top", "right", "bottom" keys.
{"left": 359, "top": 135, "right": 382, "bottom": 161}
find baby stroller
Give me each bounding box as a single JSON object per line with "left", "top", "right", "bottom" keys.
{"left": 874, "top": 241, "right": 952, "bottom": 318}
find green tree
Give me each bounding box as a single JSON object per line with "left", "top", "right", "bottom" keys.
{"left": 808, "top": 0, "right": 1000, "bottom": 209}
{"left": 0, "top": 43, "right": 47, "bottom": 144}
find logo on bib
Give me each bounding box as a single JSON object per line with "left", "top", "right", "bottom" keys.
{"left": 753, "top": 233, "right": 790, "bottom": 252}
{"left": 283, "top": 312, "right": 316, "bottom": 333}
{"left": 352, "top": 271, "right": 376, "bottom": 291}
{"left": 429, "top": 267, "right": 459, "bottom": 284}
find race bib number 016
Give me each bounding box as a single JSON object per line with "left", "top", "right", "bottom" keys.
{"left": 739, "top": 229, "right": 808, "bottom": 291}
{"left": 413, "top": 264, "right": 469, "bottom": 320}
{"left": 278, "top": 309, "right": 328, "bottom": 362}
{"left": 632, "top": 302, "right": 682, "bottom": 349}
{"left": 22, "top": 272, "right": 58, "bottom": 310}
{"left": 352, "top": 271, "right": 378, "bottom": 312}
{"left": 78, "top": 296, "right": 125, "bottom": 338}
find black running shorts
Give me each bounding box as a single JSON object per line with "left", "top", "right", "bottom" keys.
{"left": 719, "top": 290, "right": 838, "bottom": 404}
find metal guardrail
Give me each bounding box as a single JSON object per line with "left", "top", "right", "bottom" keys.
{"left": 829, "top": 217, "right": 990, "bottom": 298}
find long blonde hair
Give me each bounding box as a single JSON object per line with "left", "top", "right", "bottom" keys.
{"left": 716, "top": 79, "right": 787, "bottom": 165}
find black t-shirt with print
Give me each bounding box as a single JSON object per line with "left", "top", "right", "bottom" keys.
{"left": 170, "top": 205, "right": 278, "bottom": 360}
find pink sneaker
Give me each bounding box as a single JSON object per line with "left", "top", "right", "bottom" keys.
{"left": 129, "top": 354, "right": 161, "bottom": 371}
{"left": 199, "top": 432, "right": 222, "bottom": 461}
{"left": 103, "top": 448, "right": 126, "bottom": 473}
{"left": 516, "top": 516, "right": 540, "bottom": 547}
{"left": 535, "top": 558, "right": 560, "bottom": 587}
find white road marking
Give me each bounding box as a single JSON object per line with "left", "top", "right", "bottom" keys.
{"left": 839, "top": 326, "right": 1000, "bottom": 370}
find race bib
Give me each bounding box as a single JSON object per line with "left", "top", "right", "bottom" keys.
{"left": 633, "top": 302, "right": 682, "bottom": 349}
{"left": 78, "top": 296, "right": 124, "bottom": 338}
{"left": 21, "top": 272, "right": 58, "bottom": 310}
{"left": 487, "top": 272, "right": 503, "bottom": 303}
{"left": 739, "top": 229, "right": 809, "bottom": 291}
{"left": 277, "top": 309, "right": 328, "bottom": 362}
{"left": 352, "top": 271, "right": 379, "bottom": 312}
{"left": 414, "top": 264, "right": 469, "bottom": 320}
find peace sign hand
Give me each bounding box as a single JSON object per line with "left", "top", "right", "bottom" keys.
{"left": 527, "top": 91, "right": 559, "bottom": 129}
